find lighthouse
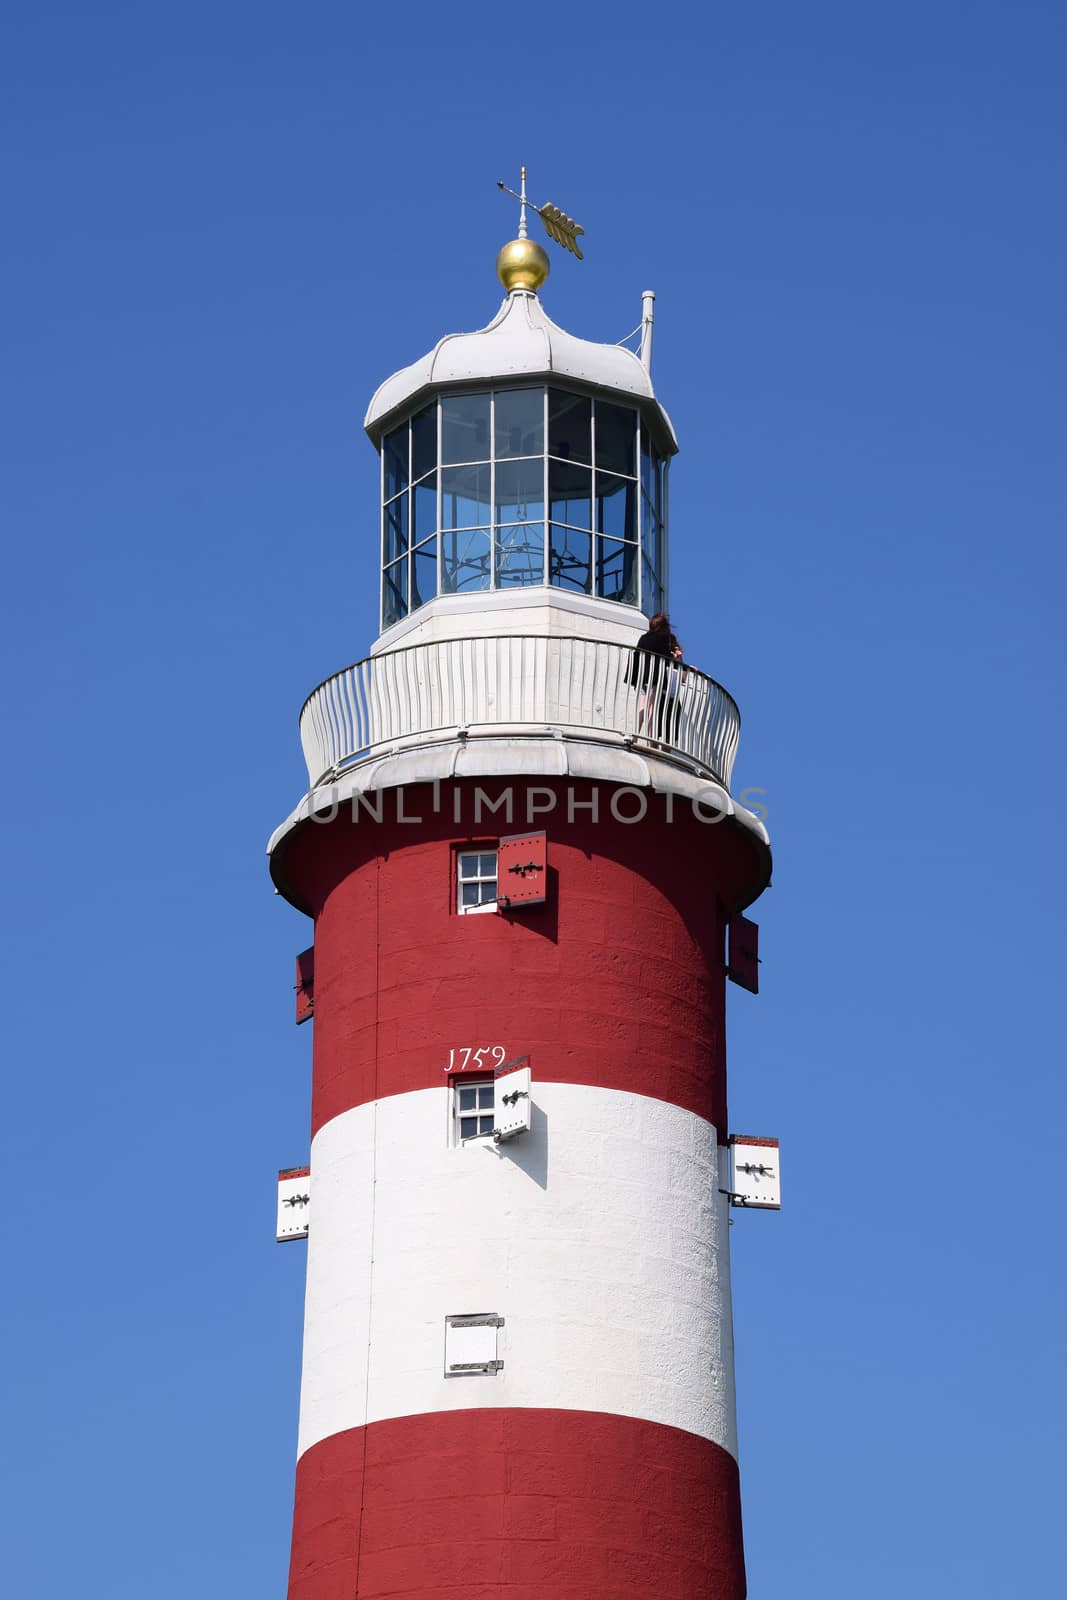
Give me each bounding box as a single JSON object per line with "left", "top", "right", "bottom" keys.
{"left": 268, "top": 179, "right": 775, "bottom": 1599}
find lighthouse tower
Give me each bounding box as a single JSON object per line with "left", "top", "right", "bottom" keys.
{"left": 269, "top": 189, "right": 773, "bottom": 1600}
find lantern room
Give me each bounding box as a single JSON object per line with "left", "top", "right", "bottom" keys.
{"left": 364, "top": 278, "right": 679, "bottom": 645}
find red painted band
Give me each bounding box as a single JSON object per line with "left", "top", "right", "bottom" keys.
{"left": 287, "top": 1408, "right": 745, "bottom": 1600}
{"left": 276, "top": 783, "right": 763, "bottom": 1138}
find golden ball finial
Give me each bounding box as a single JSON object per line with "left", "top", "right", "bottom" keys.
{"left": 496, "top": 237, "right": 550, "bottom": 293}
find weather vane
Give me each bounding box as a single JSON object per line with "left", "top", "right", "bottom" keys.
{"left": 497, "top": 167, "right": 585, "bottom": 260}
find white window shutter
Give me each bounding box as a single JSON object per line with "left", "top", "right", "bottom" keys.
{"left": 493, "top": 1065, "right": 532, "bottom": 1141}
{"left": 728, "top": 1137, "right": 781, "bottom": 1209}
{"left": 277, "top": 1167, "right": 311, "bottom": 1241}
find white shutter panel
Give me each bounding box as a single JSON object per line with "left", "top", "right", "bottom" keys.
{"left": 277, "top": 1167, "right": 311, "bottom": 1240}
{"left": 493, "top": 1065, "right": 532, "bottom": 1141}
{"left": 728, "top": 1137, "right": 781, "bottom": 1209}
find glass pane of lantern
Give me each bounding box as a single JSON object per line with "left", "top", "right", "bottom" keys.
{"left": 641, "top": 435, "right": 655, "bottom": 502}
{"left": 384, "top": 494, "right": 408, "bottom": 562}
{"left": 495, "top": 387, "right": 544, "bottom": 458}
{"left": 642, "top": 555, "right": 662, "bottom": 618}
{"left": 549, "top": 524, "right": 592, "bottom": 593}
{"left": 412, "top": 538, "right": 437, "bottom": 608}
{"left": 548, "top": 460, "right": 592, "bottom": 529}
{"left": 441, "top": 392, "right": 490, "bottom": 464}
{"left": 595, "top": 400, "right": 636, "bottom": 476}
{"left": 595, "top": 473, "right": 636, "bottom": 541}
{"left": 597, "top": 536, "right": 638, "bottom": 604}
{"left": 642, "top": 494, "right": 661, "bottom": 568}
{"left": 443, "top": 528, "right": 491, "bottom": 592}
{"left": 411, "top": 405, "right": 436, "bottom": 480}
{"left": 442, "top": 463, "right": 491, "bottom": 529}
{"left": 496, "top": 458, "right": 544, "bottom": 524}
{"left": 383, "top": 424, "right": 408, "bottom": 499}
{"left": 496, "top": 524, "right": 544, "bottom": 587}
{"left": 382, "top": 559, "right": 408, "bottom": 626}
{"left": 548, "top": 389, "right": 591, "bottom": 463}
{"left": 413, "top": 472, "right": 437, "bottom": 540}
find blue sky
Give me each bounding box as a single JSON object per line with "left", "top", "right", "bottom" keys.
{"left": 2, "top": 1, "right": 1064, "bottom": 1593}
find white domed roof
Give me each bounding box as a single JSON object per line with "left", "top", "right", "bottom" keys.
{"left": 364, "top": 290, "right": 677, "bottom": 451}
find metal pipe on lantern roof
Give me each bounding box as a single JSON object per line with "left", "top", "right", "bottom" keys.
{"left": 640, "top": 290, "right": 655, "bottom": 373}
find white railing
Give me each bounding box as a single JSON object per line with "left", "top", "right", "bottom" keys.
{"left": 299, "top": 635, "right": 741, "bottom": 790}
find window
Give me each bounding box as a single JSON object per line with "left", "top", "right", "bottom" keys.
{"left": 457, "top": 849, "right": 498, "bottom": 913}
{"left": 451, "top": 1062, "right": 533, "bottom": 1147}
{"left": 379, "top": 387, "right": 668, "bottom": 626}
{"left": 455, "top": 1077, "right": 495, "bottom": 1140}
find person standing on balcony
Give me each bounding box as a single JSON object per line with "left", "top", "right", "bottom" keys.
{"left": 630, "top": 613, "right": 685, "bottom": 745}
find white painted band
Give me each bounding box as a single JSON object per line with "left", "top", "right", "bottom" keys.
{"left": 295, "top": 1084, "right": 737, "bottom": 1462}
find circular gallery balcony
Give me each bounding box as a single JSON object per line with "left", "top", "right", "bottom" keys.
{"left": 298, "top": 634, "right": 741, "bottom": 792}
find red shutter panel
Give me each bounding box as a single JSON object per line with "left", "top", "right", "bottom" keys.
{"left": 497, "top": 830, "right": 547, "bottom": 908}
{"left": 727, "top": 916, "right": 760, "bottom": 993}
{"left": 295, "top": 946, "right": 315, "bottom": 1024}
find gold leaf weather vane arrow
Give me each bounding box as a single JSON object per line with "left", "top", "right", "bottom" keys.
{"left": 497, "top": 168, "right": 585, "bottom": 258}
{"left": 495, "top": 167, "right": 585, "bottom": 293}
